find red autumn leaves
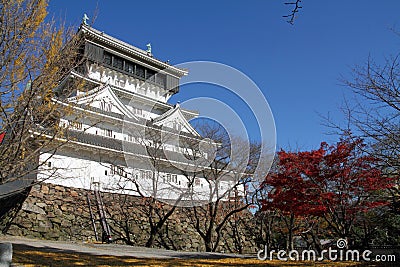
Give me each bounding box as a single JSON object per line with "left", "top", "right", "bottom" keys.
{"left": 262, "top": 138, "right": 393, "bottom": 218}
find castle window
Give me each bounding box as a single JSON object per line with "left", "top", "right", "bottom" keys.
{"left": 103, "top": 129, "right": 112, "bottom": 137}
{"left": 111, "top": 165, "right": 115, "bottom": 175}
{"left": 166, "top": 174, "right": 171, "bottom": 183}
{"left": 172, "top": 174, "right": 177, "bottom": 183}
{"left": 134, "top": 108, "right": 142, "bottom": 116}
{"left": 111, "top": 165, "right": 125, "bottom": 176}
{"left": 101, "top": 51, "right": 169, "bottom": 90}
{"left": 146, "top": 171, "right": 153, "bottom": 179}
{"left": 146, "top": 69, "right": 155, "bottom": 82}
{"left": 48, "top": 162, "right": 52, "bottom": 168}
{"left": 103, "top": 51, "right": 112, "bottom": 65}
{"left": 174, "top": 122, "right": 182, "bottom": 131}
{"left": 113, "top": 56, "right": 123, "bottom": 70}
{"left": 136, "top": 65, "right": 145, "bottom": 78}
{"left": 127, "top": 135, "right": 135, "bottom": 142}
{"left": 115, "top": 79, "right": 125, "bottom": 88}
{"left": 100, "top": 99, "right": 112, "bottom": 112}
{"left": 125, "top": 62, "right": 134, "bottom": 74}
{"left": 60, "top": 121, "right": 67, "bottom": 128}
{"left": 69, "top": 121, "right": 82, "bottom": 130}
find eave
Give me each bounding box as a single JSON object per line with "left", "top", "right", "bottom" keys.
{"left": 79, "top": 24, "right": 188, "bottom": 77}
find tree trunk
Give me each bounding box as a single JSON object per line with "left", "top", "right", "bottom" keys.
{"left": 204, "top": 226, "right": 214, "bottom": 252}
{"left": 287, "top": 213, "right": 295, "bottom": 251}
{"left": 145, "top": 227, "right": 157, "bottom": 248}
{"left": 205, "top": 241, "right": 213, "bottom": 252}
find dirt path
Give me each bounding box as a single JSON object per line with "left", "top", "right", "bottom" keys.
{"left": 1, "top": 235, "right": 244, "bottom": 259}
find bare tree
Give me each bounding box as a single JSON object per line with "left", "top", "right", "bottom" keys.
{"left": 184, "top": 121, "right": 263, "bottom": 252}
{"left": 107, "top": 121, "right": 204, "bottom": 248}
{"left": 323, "top": 53, "right": 400, "bottom": 214}
{"left": 343, "top": 56, "right": 400, "bottom": 166}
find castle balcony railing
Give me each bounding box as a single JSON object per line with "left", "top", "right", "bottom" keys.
{"left": 65, "top": 129, "right": 209, "bottom": 167}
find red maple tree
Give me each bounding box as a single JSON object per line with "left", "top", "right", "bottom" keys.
{"left": 262, "top": 138, "right": 393, "bottom": 242}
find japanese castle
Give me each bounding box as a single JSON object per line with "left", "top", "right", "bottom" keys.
{"left": 39, "top": 22, "right": 239, "bottom": 205}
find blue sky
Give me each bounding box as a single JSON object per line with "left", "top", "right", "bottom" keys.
{"left": 48, "top": 1, "right": 400, "bottom": 150}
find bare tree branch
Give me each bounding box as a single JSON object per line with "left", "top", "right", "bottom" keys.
{"left": 283, "top": 0, "right": 303, "bottom": 25}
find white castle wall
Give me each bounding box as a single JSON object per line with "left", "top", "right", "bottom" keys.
{"left": 38, "top": 150, "right": 241, "bottom": 202}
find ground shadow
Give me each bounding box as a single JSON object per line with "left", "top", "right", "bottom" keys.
{"left": 12, "top": 243, "right": 398, "bottom": 267}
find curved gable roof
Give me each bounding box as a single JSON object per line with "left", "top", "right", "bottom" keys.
{"left": 153, "top": 104, "right": 200, "bottom": 137}
{"left": 67, "top": 84, "right": 138, "bottom": 120}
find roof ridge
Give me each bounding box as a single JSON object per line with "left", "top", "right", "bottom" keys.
{"left": 79, "top": 24, "right": 188, "bottom": 76}
{"left": 153, "top": 104, "right": 179, "bottom": 123}
{"left": 83, "top": 25, "right": 148, "bottom": 55}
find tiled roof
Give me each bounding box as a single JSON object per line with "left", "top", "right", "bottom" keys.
{"left": 80, "top": 25, "right": 188, "bottom": 76}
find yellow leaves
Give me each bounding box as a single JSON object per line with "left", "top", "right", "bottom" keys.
{"left": 42, "top": 87, "right": 53, "bottom": 102}
{"left": 13, "top": 52, "right": 26, "bottom": 82}
{"left": 20, "top": 147, "right": 25, "bottom": 159}
{"left": 1, "top": 0, "right": 84, "bottom": 187}
{"left": 35, "top": 0, "right": 48, "bottom": 24}
{"left": 26, "top": 0, "right": 48, "bottom": 35}
{"left": 44, "top": 29, "right": 63, "bottom": 69}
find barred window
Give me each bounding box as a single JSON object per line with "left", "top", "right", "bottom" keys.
{"left": 69, "top": 121, "right": 82, "bottom": 130}
{"left": 103, "top": 129, "right": 112, "bottom": 137}
{"left": 136, "top": 65, "right": 145, "bottom": 78}
{"left": 103, "top": 51, "right": 112, "bottom": 65}
{"left": 127, "top": 135, "right": 135, "bottom": 142}
{"left": 125, "top": 62, "right": 134, "bottom": 74}
{"left": 101, "top": 51, "right": 172, "bottom": 90}
{"left": 134, "top": 108, "right": 142, "bottom": 116}
{"left": 113, "top": 56, "right": 123, "bottom": 70}
{"left": 111, "top": 165, "right": 125, "bottom": 176}
{"left": 146, "top": 69, "right": 155, "bottom": 82}
{"left": 100, "top": 99, "right": 112, "bottom": 112}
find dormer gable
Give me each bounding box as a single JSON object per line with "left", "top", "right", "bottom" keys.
{"left": 67, "top": 84, "right": 138, "bottom": 120}
{"left": 153, "top": 104, "right": 200, "bottom": 137}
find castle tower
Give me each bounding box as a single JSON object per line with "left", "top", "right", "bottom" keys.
{"left": 38, "top": 23, "right": 236, "bottom": 203}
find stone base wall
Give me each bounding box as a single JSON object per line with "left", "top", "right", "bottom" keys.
{"left": 7, "top": 183, "right": 256, "bottom": 253}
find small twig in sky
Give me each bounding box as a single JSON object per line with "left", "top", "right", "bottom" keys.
{"left": 283, "top": 0, "right": 303, "bottom": 25}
